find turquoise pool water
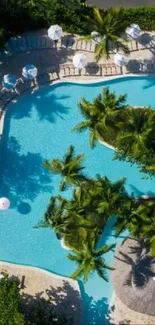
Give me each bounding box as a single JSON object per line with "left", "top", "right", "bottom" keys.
{"left": 0, "top": 76, "right": 155, "bottom": 324}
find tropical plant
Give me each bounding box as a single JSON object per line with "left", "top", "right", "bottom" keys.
{"left": 81, "top": 7, "right": 129, "bottom": 60}
{"left": 115, "top": 108, "right": 155, "bottom": 161}
{"left": 72, "top": 87, "right": 127, "bottom": 148}
{"left": 115, "top": 199, "right": 155, "bottom": 257}
{"left": 0, "top": 273, "right": 24, "bottom": 325}
{"left": 68, "top": 237, "right": 115, "bottom": 282}
{"left": 44, "top": 145, "right": 87, "bottom": 191}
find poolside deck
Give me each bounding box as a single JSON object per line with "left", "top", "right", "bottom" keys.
{"left": 0, "top": 262, "right": 82, "bottom": 325}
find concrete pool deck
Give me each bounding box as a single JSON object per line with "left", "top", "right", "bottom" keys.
{"left": 0, "top": 262, "right": 82, "bottom": 324}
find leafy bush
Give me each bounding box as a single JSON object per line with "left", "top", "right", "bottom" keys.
{"left": 122, "top": 6, "right": 155, "bottom": 31}
{"left": 0, "top": 272, "right": 73, "bottom": 325}
{"left": 0, "top": 273, "right": 24, "bottom": 325}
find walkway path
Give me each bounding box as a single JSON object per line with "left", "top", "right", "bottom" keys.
{"left": 0, "top": 262, "right": 82, "bottom": 325}
{"left": 86, "top": 0, "right": 155, "bottom": 8}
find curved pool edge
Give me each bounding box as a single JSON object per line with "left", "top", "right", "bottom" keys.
{"left": 0, "top": 73, "right": 150, "bottom": 142}
{"left": 0, "top": 260, "right": 83, "bottom": 324}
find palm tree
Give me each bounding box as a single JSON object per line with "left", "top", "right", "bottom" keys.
{"left": 68, "top": 237, "right": 115, "bottom": 282}
{"left": 72, "top": 87, "right": 127, "bottom": 148}
{"left": 44, "top": 145, "right": 87, "bottom": 191}
{"left": 115, "top": 199, "right": 155, "bottom": 257}
{"left": 81, "top": 8, "right": 129, "bottom": 60}
{"left": 95, "top": 176, "right": 129, "bottom": 215}
{"left": 116, "top": 108, "right": 154, "bottom": 161}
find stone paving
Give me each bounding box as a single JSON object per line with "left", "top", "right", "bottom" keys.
{"left": 0, "top": 262, "right": 82, "bottom": 325}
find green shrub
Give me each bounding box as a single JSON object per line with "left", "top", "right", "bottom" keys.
{"left": 122, "top": 6, "right": 155, "bottom": 30}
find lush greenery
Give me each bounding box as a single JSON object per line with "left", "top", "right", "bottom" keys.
{"left": 114, "top": 198, "right": 155, "bottom": 257}
{"left": 1, "top": 1, "right": 155, "bottom": 48}
{"left": 44, "top": 145, "right": 87, "bottom": 191}
{"left": 0, "top": 273, "right": 24, "bottom": 325}
{"left": 73, "top": 87, "right": 155, "bottom": 177}
{"left": 81, "top": 7, "right": 129, "bottom": 60}
{"left": 68, "top": 237, "right": 115, "bottom": 282}
{"left": 38, "top": 88, "right": 155, "bottom": 281}
{"left": 38, "top": 156, "right": 129, "bottom": 281}
{"left": 39, "top": 145, "right": 155, "bottom": 282}
{"left": 0, "top": 273, "right": 73, "bottom": 325}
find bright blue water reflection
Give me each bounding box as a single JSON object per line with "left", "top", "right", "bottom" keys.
{"left": 0, "top": 76, "right": 155, "bottom": 324}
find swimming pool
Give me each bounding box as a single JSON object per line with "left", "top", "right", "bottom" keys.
{"left": 0, "top": 76, "right": 155, "bottom": 324}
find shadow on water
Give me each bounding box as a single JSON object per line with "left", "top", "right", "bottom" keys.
{"left": 79, "top": 281, "right": 110, "bottom": 325}
{"left": 142, "top": 76, "right": 155, "bottom": 90}
{"left": 128, "top": 184, "right": 144, "bottom": 197}
{"left": 129, "top": 184, "right": 155, "bottom": 198}
{"left": 10, "top": 86, "right": 71, "bottom": 123}
{"left": 0, "top": 132, "right": 52, "bottom": 207}
{"left": 98, "top": 217, "right": 116, "bottom": 247}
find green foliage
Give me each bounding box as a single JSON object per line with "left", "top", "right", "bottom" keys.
{"left": 0, "top": 273, "right": 24, "bottom": 325}
{"left": 114, "top": 199, "right": 155, "bottom": 257}
{"left": 74, "top": 87, "right": 155, "bottom": 177}
{"left": 44, "top": 145, "right": 87, "bottom": 191}
{"left": 68, "top": 236, "right": 115, "bottom": 282}
{"left": 1, "top": 1, "right": 155, "bottom": 47}
{"left": 82, "top": 7, "right": 129, "bottom": 60}
{"left": 38, "top": 170, "right": 128, "bottom": 280}
{"left": 122, "top": 6, "right": 155, "bottom": 31}
{"left": 73, "top": 87, "right": 128, "bottom": 148}
{"left": 0, "top": 273, "right": 73, "bottom": 325}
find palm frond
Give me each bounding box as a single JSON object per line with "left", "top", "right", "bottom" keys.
{"left": 64, "top": 145, "right": 74, "bottom": 164}
{"left": 72, "top": 120, "right": 91, "bottom": 133}
{"left": 95, "top": 244, "right": 116, "bottom": 257}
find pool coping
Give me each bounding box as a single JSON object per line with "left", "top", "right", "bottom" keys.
{"left": 0, "top": 73, "right": 151, "bottom": 140}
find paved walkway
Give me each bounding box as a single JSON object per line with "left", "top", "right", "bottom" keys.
{"left": 86, "top": 0, "right": 155, "bottom": 8}
{"left": 0, "top": 262, "right": 82, "bottom": 325}
{"left": 110, "top": 295, "right": 155, "bottom": 325}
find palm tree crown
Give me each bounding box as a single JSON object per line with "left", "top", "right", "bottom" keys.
{"left": 68, "top": 237, "right": 115, "bottom": 282}
{"left": 44, "top": 145, "right": 87, "bottom": 191}
{"left": 72, "top": 87, "right": 127, "bottom": 148}
{"left": 82, "top": 8, "right": 129, "bottom": 60}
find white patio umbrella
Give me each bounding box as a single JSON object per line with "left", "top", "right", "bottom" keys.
{"left": 22, "top": 64, "right": 38, "bottom": 80}
{"left": 0, "top": 197, "right": 10, "bottom": 210}
{"left": 73, "top": 53, "right": 87, "bottom": 69}
{"left": 48, "top": 25, "right": 63, "bottom": 41}
{"left": 125, "top": 24, "right": 141, "bottom": 40}
{"left": 3, "top": 74, "right": 17, "bottom": 90}
{"left": 91, "top": 31, "right": 101, "bottom": 44}
{"left": 114, "top": 53, "right": 129, "bottom": 66}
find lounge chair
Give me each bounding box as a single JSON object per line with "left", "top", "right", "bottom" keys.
{"left": 128, "top": 40, "right": 138, "bottom": 52}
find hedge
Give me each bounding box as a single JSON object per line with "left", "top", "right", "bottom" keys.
{"left": 1, "top": 1, "right": 155, "bottom": 46}
{"left": 122, "top": 6, "right": 155, "bottom": 31}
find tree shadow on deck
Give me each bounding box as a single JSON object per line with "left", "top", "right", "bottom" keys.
{"left": 21, "top": 279, "right": 82, "bottom": 325}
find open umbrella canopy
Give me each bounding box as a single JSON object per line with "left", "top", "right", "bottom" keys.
{"left": 125, "top": 24, "right": 141, "bottom": 40}
{"left": 3, "top": 74, "right": 17, "bottom": 90}
{"left": 73, "top": 53, "right": 87, "bottom": 69}
{"left": 22, "top": 64, "right": 38, "bottom": 80}
{"left": 48, "top": 25, "right": 63, "bottom": 41}
{"left": 91, "top": 31, "right": 101, "bottom": 44}
{"left": 114, "top": 53, "right": 129, "bottom": 66}
{"left": 0, "top": 197, "right": 10, "bottom": 210}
